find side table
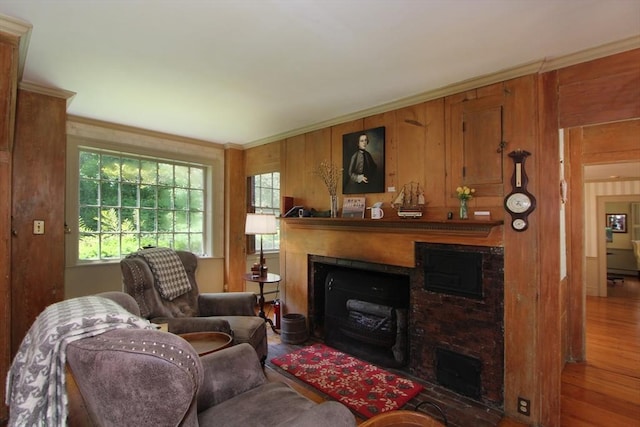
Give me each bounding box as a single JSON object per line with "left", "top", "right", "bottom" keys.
{"left": 178, "top": 332, "right": 233, "bottom": 357}
{"left": 244, "top": 272, "right": 280, "bottom": 334}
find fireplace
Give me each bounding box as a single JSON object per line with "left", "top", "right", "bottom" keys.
{"left": 308, "top": 243, "right": 505, "bottom": 408}
{"left": 324, "top": 268, "right": 409, "bottom": 367}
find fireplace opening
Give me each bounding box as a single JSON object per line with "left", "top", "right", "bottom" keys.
{"left": 323, "top": 267, "right": 410, "bottom": 368}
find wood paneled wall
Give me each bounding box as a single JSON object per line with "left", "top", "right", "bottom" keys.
{"left": 0, "top": 32, "right": 19, "bottom": 424}
{"left": 11, "top": 89, "right": 68, "bottom": 353}
{"left": 244, "top": 49, "right": 640, "bottom": 424}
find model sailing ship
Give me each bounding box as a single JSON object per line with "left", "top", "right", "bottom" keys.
{"left": 391, "top": 182, "right": 425, "bottom": 218}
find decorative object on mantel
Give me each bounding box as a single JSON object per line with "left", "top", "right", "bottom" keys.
{"left": 456, "top": 185, "right": 475, "bottom": 219}
{"left": 313, "top": 160, "right": 341, "bottom": 218}
{"left": 392, "top": 182, "right": 425, "bottom": 218}
{"left": 342, "top": 197, "right": 366, "bottom": 218}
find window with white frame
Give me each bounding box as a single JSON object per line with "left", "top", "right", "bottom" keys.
{"left": 77, "top": 147, "right": 207, "bottom": 261}
{"left": 249, "top": 172, "right": 280, "bottom": 251}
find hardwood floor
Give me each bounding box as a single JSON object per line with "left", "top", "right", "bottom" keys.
{"left": 561, "top": 275, "right": 640, "bottom": 426}
{"left": 262, "top": 278, "right": 640, "bottom": 426}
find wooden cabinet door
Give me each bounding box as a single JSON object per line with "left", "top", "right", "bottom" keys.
{"left": 448, "top": 91, "right": 505, "bottom": 199}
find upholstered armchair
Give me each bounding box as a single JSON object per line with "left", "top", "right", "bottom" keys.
{"left": 120, "top": 248, "right": 267, "bottom": 362}
{"left": 6, "top": 291, "right": 354, "bottom": 427}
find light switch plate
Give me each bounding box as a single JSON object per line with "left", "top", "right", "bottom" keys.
{"left": 33, "top": 220, "right": 45, "bottom": 235}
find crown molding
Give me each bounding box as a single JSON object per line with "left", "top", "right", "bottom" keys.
{"left": 247, "top": 37, "right": 640, "bottom": 148}
{"left": 19, "top": 81, "right": 76, "bottom": 107}
{"left": 0, "top": 13, "right": 32, "bottom": 80}
{"left": 539, "top": 35, "right": 640, "bottom": 72}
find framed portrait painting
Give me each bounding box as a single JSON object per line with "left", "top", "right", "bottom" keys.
{"left": 342, "top": 126, "right": 385, "bottom": 194}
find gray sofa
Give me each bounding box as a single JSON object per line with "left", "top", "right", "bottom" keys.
{"left": 65, "top": 292, "right": 356, "bottom": 426}
{"left": 121, "top": 249, "right": 268, "bottom": 362}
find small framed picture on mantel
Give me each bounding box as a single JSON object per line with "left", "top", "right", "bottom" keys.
{"left": 342, "top": 197, "right": 366, "bottom": 218}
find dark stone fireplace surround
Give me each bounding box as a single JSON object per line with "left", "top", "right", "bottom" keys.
{"left": 307, "top": 242, "right": 505, "bottom": 408}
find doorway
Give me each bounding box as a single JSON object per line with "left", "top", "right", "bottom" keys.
{"left": 594, "top": 193, "right": 640, "bottom": 297}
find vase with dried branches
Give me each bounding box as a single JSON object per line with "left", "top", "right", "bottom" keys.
{"left": 313, "top": 160, "right": 341, "bottom": 217}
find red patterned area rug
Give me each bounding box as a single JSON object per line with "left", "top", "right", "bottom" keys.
{"left": 271, "top": 343, "right": 423, "bottom": 418}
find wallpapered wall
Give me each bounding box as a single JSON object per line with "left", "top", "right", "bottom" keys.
{"left": 585, "top": 179, "right": 640, "bottom": 257}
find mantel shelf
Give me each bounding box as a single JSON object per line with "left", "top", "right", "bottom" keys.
{"left": 281, "top": 217, "right": 503, "bottom": 236}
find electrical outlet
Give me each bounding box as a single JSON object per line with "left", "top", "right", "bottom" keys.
{"left": 517, "top": 397, "right": 530, "bottom": 416}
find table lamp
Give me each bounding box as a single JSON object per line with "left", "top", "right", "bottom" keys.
{"left": 245, "top": 213, "right": 277, "bottom": 277}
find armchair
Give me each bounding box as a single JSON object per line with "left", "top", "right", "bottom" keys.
{"left": 121, "top": 248, "right": 267, "bottom": 362}
{"left": 67, "top": 329, "right": 356, "bottom": 427}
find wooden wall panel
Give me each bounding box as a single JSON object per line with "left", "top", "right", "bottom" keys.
{"left": 536, "top": 71, "right": 562, "bottom": 427}
{"left": 11, "top": 89, "right": 67, "bottom": 353}
{"left": 282, "top": 134, "right": 307, "bottom": 207}
{"left": 0, "top": 32, "right": 19, "bottom": 425}
{"left": 304, "top": 128, "right": 332, "bottom": 211}
{"left": 226, "top": 147, "right": 246, "bottom": 292}
{"left": 245, "top": 139, "right": 280, "bottom": 176}
{"left": 424, "top": 99, "right": 446, "bottom": 208}
{"left": 394, "top": 104, "right": 427, "bottom": 198}
{"left": 558, "top": 48, "right": 640, "bottom": 128}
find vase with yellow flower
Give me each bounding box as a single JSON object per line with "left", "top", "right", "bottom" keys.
{"left": 456, "top": 185, "right": 475, "bottom": 219}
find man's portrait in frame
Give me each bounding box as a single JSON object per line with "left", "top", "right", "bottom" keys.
{"left": 342, "top": 126, "right": 385, "bottom": 194}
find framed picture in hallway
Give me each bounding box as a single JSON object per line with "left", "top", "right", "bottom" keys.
{"left": 606, "top": 213, "right": 627, "bottom": 233}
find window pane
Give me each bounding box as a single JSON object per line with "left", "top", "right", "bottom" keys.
{"left": 189, "top": 234, "right": 203, "bottom": 253}
{"left": 121, "top": 158, "right": 140, "bottom": 182}
{"left": 190, "top": 168, "right": 203, "bottom": 189}
{"left": 158, "top": 187, "right": 173, "bottom": 209}
{"left": 140, "top": 161, "right": 157, "bottom": 184}
{"left": 121, "top": 235, "right": 140, "bottom": 255}
{"left": 158, "top": 210, "right": 174, "bottom": 232}
{"left": 158, "top": 163, "right": 173, "bottom": 186}
{"left": 190, "top": 212, "right": 203, "bottom": 232}
{"left": 140, "top": 185, "right": 156, "bottom": 208}
{"left": 174, "top": 188, "right": 188, "bottom": 210}
{"left": 79, "top": 207, "right": 99, "bottom": 232}
{"left": 190, "top": 190, "right": 204, "bottom": 211}
{"left": 100, "top": 234, "right": 120, "bottom": 259}
{"left": 79, "top": 152, "right": 100, "bottom": 179}
{"left": 79, "top": 179, "right": 98, "bottom": 206}
{"left": 174, "top": 233, "right": 189, "bottom": 250}
{"left": 101, "top": 155, "right": 121, "bottom": 180}
{"left": 140, "top": 209, "right": 156, "bottom": 232}
{"left": 121, "top": 208, "right": 139, "bottom": 231}
{"left": 175, "top": 165, "right": 189, "bottom": 188}
{"left": 101, "top": 182, "right": 119, "bottom": 207}
{"left": 121, "top": 183, "right": 138, "bottom": 207}
{"left": 175, "top": 211, "right": 188, "bottom": 232}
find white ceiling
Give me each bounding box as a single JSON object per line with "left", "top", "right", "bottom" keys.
{"left": 1, "top": 0, "right": 640, "bottom": 146}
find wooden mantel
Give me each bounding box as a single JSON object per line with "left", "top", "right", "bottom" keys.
{"left": 282, "top": 217, "right": 504, "bottom": 238}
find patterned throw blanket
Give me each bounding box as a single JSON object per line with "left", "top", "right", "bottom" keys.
{"left": 5, "top": 296, "right": 154, "bottom": 427}
{"left": 131, "top": 247, "right": 192, "bottom": 300}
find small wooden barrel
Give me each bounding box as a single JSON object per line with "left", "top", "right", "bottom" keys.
{"left": 280, "top": 313, "right": 308, "bottom": 344}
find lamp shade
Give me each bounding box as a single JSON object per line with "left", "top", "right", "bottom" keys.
{"left": 245, "top": 213, "right": 277, "bottom": 235}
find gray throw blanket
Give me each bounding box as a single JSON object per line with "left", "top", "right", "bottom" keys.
{"left": 132, "top": 247, "right": 192, "bottom": 300}
{"left": 5, "top": 296, "right": 154, "bottom": 427}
